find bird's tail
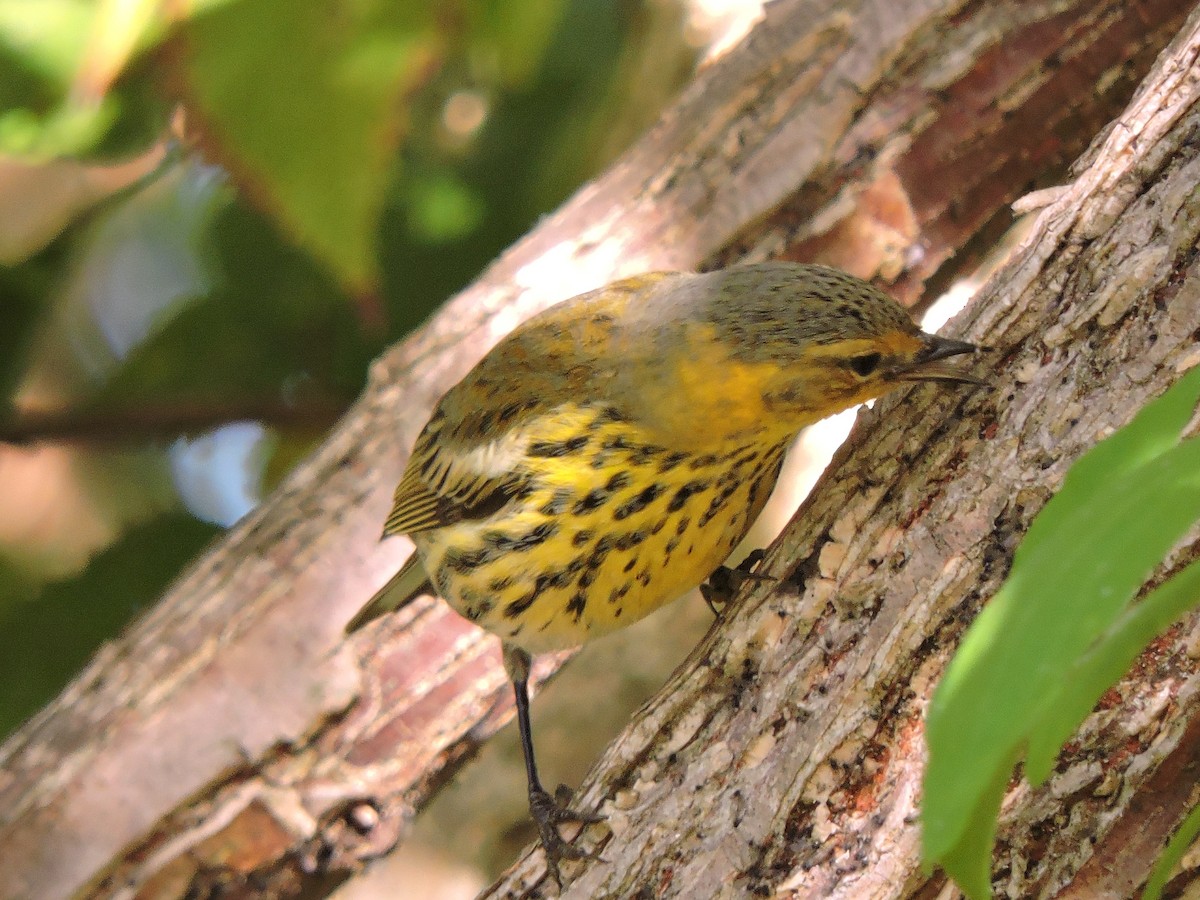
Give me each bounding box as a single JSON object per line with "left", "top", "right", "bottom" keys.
{"left": 345, "top": 553, "right": 433, "bottom": 633}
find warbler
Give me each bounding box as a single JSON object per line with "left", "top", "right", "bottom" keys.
{"left": 346, "top": 261, "right": 979, "bottom": 882}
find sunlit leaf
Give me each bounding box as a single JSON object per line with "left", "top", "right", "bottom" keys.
{"left": 0, "top": 0, "right": 93, "bottom": 87}
{"left": 0, "top": 0, "right": 166, "bottom": 158}
{"left": 173, "top": 0, "right": 440, "bottom": 290}
{"left": 71, "top": 0, "right": 161, "bottom": 102}
{"left": 1026, "top": 558, "right": 1200, "bottom": 776}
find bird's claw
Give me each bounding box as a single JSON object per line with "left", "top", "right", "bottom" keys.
{"left": 700, "top": 548, "right": 773, "bottom": 616}
{"left": 529, "top": 786, "right": 604, "bottom": 886}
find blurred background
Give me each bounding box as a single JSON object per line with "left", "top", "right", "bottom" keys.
{"left": 0, "top": 0, "right": 772, "bottom": 738}
{"left": 0, "top": 0, "right": 771, "bottom": 894}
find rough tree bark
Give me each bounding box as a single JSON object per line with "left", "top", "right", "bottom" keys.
{"left": 0, "top": 1, "right": 1194, "bottom": 898}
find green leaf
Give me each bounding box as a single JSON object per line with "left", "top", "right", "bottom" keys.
{"left": 472, "top": 0, "right": 566, "bottom": 86}
{"left": 931, "top": 750, "right": 1017, "bottom": 900}
{"left": 405, "top": 170, "right": 485, "bottom": 243}
{"left": 0, "top": 0, "right": 101, "bottom": 155}
{"left": 0, "top": 0, "right": 168, "bottom": 159}
{"left": 924, "top": 365, "right": 1200, "bottom": 897}
{"left": 1026, "top": 558, "right": 1200, "bottom": 775}
{"left": 1144, "top": 799, "right": 1200, "bottom": 900}
{"left": 175, "top": 0, "right": 440, "bottom": 290}
{"left": 0, "top": 249, "right": 56, "bottom": 409}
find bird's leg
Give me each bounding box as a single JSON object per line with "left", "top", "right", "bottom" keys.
{"left": 502, "top": 643, "right": 604, "bottom": 887}
{"left": 699, "top": 548, "right": 774, "bottom": 617}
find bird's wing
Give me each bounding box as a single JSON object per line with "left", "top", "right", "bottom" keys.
{"left": 344, "top": 550, "right": 432, "bottom": 633}
{"left": 353, "top": 411, "right": 529, "bottom": 634}
{"left": 382, "top": 412, "right": 528, "bottom": 537}
{"left": 382, "top": 273, "right": 647, "bottom": 537}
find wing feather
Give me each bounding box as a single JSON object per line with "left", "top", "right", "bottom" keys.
{"left": 382, "top": 416, "right": 525, "bottom": 538}
{"left": 344, "top": 551, "right": 432, "bottom": 632}
{"left": 382, "top": 280, "right": 640, "bottom": 538}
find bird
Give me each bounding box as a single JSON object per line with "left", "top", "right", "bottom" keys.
{"left": 346, "top": 261, "right": 980, "bottom": 883}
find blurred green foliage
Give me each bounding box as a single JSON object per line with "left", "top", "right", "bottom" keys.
{"left": 1144, "top": 798, "right": 1200, "bottom": 900}
{"left": 0, "top": 0, "right": 696, "bottom": 739}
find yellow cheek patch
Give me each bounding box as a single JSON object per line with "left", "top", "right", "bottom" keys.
{"left": 649, "top": 323, "right": 783, "bottom": 444}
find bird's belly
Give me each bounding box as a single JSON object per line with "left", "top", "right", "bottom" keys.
{"left": 414, "top": 443, "right": 784, "bottom": 653}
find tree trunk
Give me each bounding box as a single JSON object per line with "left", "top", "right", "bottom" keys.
{"left": 0, "top": 1, "right": 1195, "bottom": 898}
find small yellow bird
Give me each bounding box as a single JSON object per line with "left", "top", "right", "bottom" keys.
{"left": 347, "top": 262, "right": 979, "bottom": 881}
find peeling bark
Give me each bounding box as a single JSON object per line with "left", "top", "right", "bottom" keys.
{"left": 0, "top": 1, "right": 1194, "bottom": 898}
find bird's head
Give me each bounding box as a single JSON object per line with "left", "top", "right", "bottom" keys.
{"left": 705, "top": 263, "right": 981, "bottom": 430}
{"left": 633, "top": 263, "right": 981, "bottom": 443}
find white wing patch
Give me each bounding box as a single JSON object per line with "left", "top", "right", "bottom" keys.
{"left": 458, "top": 428, "right": 529, "bottom": 479}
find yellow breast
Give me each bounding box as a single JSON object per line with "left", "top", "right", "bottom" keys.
{"left": 413, "top": 405, "right": 786, "bottom": 653}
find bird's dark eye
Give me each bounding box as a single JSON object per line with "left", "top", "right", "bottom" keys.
{"left": 848, "top": 352, "right": 882, "bottom": 377}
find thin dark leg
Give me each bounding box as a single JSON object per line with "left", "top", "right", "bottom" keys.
{"left": 509, "top": 646, "right": 547, "bottom": 796}
{"left": 502, "top": 643, "right": 602, "bottom": 886}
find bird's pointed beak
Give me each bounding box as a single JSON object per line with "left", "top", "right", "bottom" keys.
{"left": 896, "top": 334, "right": 985, "bottom": 385}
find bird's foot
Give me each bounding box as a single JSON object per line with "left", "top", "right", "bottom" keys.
{"left": 529, "top": 784, "right": 604, "bottom": 887}
{"left": 700, "top": 548, "right": 773, "bottom": 617}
